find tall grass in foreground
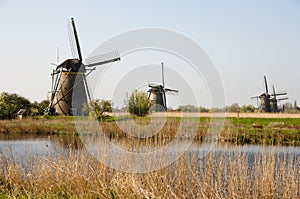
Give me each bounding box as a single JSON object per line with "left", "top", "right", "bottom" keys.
{"left": 0, "top": 145, "right": 299, "bottom": 198}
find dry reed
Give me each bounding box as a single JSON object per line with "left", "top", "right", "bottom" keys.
{"left": 0, "top": 143, "right": 299, "bottom": 198}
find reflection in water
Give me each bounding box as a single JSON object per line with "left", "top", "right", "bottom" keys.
{"left": 0, "top": 136, "right": 84, "bottom": 168}
{"left": 0, "top": 136, "right": 299, "bottom": 171}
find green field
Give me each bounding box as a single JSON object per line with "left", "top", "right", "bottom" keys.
{"left": 0, "top": 116, "right": 300, "bottom": 146}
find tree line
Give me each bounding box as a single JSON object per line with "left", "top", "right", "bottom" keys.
{"left": 0, "top": 91, "right": 298, "bottom": 120}
{"left": 0, "top": 92, "right": 49, "bottom": 120}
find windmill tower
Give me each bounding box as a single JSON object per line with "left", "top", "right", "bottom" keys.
{"left": 260, "top": 76, "right": 271, "bottom": 112}
{"left": 251, "top": 76, "right": 288, "bottom": 113}
{"left": 148, "top": 63, "right": 178, "bottom": 112}
{"left": 48, "top": 18, "right": 120, "bottom": 116}
{"left": 269, "top": 85, "right": 278, "bottom": 112}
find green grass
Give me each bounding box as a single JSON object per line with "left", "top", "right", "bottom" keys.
{"left": 1, "top": 116, "right": 300, "bottom": 146}
{"left": 221, "top": 117, "right": 300, "bottom": 145}
{"left": 230, "top": 117, "right": 300, "bottom": 126}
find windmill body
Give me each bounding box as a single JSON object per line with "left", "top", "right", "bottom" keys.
{"left": 48, "top": 18, "right": 120, "bottom": 116}
{"left": 148, "top": 85, "right": 166, "bottom": 112}
{"left": 148, "top": 63, "right": 178, "bottom": 112}
{"left": 259, "top": 93, "right": 271, "bottom": 113}
{"left": 270, "top": 98, "right": 278, "bottom": 113}
{"left": 54, "top": 59, "right": 87, "bottom": 115}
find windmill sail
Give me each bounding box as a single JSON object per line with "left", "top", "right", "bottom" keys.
{"left": 165, "top": 88, "right": 179, "bottom": 93}
{"left": 67, "top": 19, "right": 78, "bottom": 59}
{"left": 264, "top": 76, "right": 269, "bottom": 95}
{"left": 161, "top": 62, "right": 165, "bottom": 87}
{"left": 270, "top": 92, "right": 287, "bottom": 96}
{"left": 85, "top": 51, "right": 120, "bottom": 67}
{"left": 71, "top": 18, "right": 83, "bottom": 62}
{"left": 277, "top": 97, "right": 289, "bottom": 102}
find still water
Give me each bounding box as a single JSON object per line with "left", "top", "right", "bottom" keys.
{"left": 0, "top": 136, "right": 299, "bottom": 168}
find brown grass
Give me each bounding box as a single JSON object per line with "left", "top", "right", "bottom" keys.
{"left": 0, "top": 145, "right": 299, "bottom": 198}
{"left": 1, "top": 115, "right": 300, "bottom": 147}
{"left": 0, "top": 118, "right": 77, "bottom": 138}
{"left": 111, "top": 112, "right": 300, "bottom": 118}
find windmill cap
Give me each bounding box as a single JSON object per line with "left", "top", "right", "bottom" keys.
{"left": 56, "top": 59, "right": 85, "bottom": 72}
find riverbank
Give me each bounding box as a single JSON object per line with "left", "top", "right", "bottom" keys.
{"left": 0, "top": 114, "right": 300, "bottom": 145}
{"left": 0, "top": 117, "right": 77, "bottom": 138}
{"left": 111, "top": 112, "right": 300, "bottom": 118}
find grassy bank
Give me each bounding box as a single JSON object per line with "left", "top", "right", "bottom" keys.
{"left": 222, "top": 117, "right": 300, "bottom": 145}
{"left": 0, "top": 146, "right": 298, "bottom": 198}
{"left": 0, "top": 117, "right": 77, "bottom": 138}
{"left": 0, "top": 116, "right": 300, "bottom": 145}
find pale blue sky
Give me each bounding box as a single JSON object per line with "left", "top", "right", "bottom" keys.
{"left": 0, "top": 0, "right": 299, "bottom": 107}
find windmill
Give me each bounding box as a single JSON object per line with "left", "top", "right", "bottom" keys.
{"left": 148, "top": 63, "right": 178, "bottom": 112}
{"left": 251, "top": 76, "right": 288, "bottom": 112}
{"left": 270, "top": 85, "right": 288, "bottom": 112}
{"left": 48, "top": 18, "right": 120, "bottom": 116}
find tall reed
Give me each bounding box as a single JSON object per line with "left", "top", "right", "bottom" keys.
{"left": 0, "top": 144, "right": 299, "bottom": 198}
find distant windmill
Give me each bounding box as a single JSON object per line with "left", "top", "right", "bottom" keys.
{"left": 270, "top": 85, "right": 288, "bottom": 112}
{"left": 251, "top": 76, "right": 288, "bottom": 112}
{"left": 148, "top": 63, "right": 178, "bottom": 112}
{"left": 48, "top": 18, "right": 120, "bottom": 116}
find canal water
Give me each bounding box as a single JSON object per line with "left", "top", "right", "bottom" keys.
{"left": 0, "top": 136, "right": 299, "bottom": 169}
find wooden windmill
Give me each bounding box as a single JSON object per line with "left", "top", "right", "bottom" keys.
{"left": 48, "top": 18, "right": 120, "bottom": 116}
{"left": 251, "top": 76, "right": 288, "bottom": 112}
{"left": 148, "top": 63, "right": 178, "bottom": 112}
{"left": 270, "top": 85, "right": 288, "bottom": 112}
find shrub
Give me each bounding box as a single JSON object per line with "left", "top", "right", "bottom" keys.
{"left": 31, "top": 99, "right": 50, "bottom": 116}
{"left": 128, "top": 90, "right": 150, "bottom": 117}
{"left": 82, "top": 99, "right": 112, "bottom": 119}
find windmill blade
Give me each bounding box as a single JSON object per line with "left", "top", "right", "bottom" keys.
{"left": 270, "top": 92, "right": 287, "bottom": 96}
{"left": 71, "top": 18, "right": 83, "bottom": 61}
{"left": 83, "top": 74, "right": 91, "bottom": 101}
{"left": 251, "top": 96, "right": 260, "bottom": 99}
{"left": 272, "top": 85, "right": 276, "bottom": 100}
{"left": 264, "top": 76, "right": 269, "bottom": 94}
{"left": 163, "top": 91, "right": 167, "bottom": 110}
{"left": 49, "top": 70, "right": 62, "bottom": 109}
{"left": 85, "top": 51, "right": 120, "bottom": 67}
{"left": 165, "top": 91, "right": 178, "bottom": 96}
{"left": 67, "top": 19, "right": 78, "bottom": 59}
{"left": 277, "top": 97, "right": 289, "bottom": 102}
{"left": 164, "top": 88, "right": 179, "bottom": 93}
{"left": 51, "top": 69, "right": 55, "bottom": 91}
{"left": 161, "top": 62, "right": 165, "bottom": 88}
